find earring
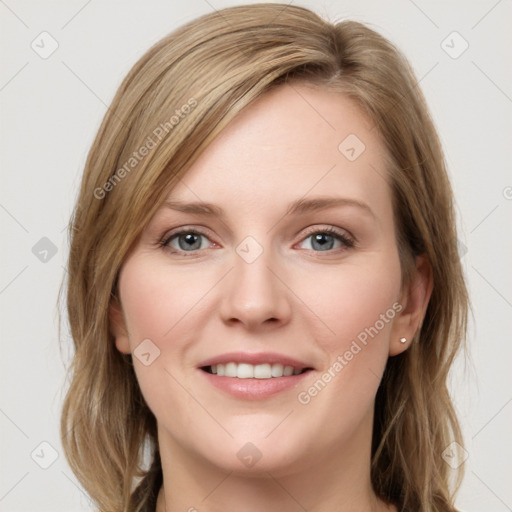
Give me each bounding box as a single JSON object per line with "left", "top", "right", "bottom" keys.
{"left": 399, "top": 337, "right": 407, "bottom": 344}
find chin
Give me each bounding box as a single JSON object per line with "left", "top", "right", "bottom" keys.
{"left": 198, "top": 427, "right": 311, "bottom": 476}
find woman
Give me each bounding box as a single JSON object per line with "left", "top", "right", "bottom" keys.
{"left": 60, "top": 4, "right": 469, "bottom": 511}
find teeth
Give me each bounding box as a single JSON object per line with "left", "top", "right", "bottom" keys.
{"left": 225, "top": 362, "right": 237, "bottom": 377}
{"left": 254, "top": 364, "right": 271, "bottom": 379}
{"left": 271, "top": 363, "right": 284, "bottom": 377}
{"left": 210, "top": 363, "right": 303, "bottom": 379}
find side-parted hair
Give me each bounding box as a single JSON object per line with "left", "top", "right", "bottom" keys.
{"left": 60, "top": 4, "right": 469, "bottom": 511}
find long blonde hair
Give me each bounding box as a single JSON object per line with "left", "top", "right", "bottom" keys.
{"left": 60, "top": 4, "right": 469, "bottom": 511}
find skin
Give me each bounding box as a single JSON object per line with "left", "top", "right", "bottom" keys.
{"left": 111, "top": 84, "right": 432, "bottom": 512}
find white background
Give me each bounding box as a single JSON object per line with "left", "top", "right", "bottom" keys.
{"left": 1, "top": 1, "right": 511, "bottom": 510}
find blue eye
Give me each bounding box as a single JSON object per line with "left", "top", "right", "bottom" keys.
{"left": 299, "top": 228, "right": 355, "bottom": 252}
{"left": 164, "top": 231, "right": 211, "bottom": 252}
{"left": 159, "top": 226, "right": 355, "bottom": 256}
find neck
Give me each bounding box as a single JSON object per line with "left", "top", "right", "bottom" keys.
{"left": 155, "top": 465, "right": 392, "bottom": 512}
{"left": 154, "top": 418, "right": 396, "bottom": 512}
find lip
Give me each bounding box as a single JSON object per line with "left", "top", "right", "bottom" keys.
{"left": 197, "top": 351, "right": 313, "bottom": 369}
{"left": 197, "top": 351, "right": 314, "bottom": 401}
{"left": 199, "top": 369, "right": 313, "bottom": 400}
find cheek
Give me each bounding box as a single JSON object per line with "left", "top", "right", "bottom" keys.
{"left": 117, "top": 256, "right": 197, "bottom": 406}
{"left": 118, "top": 254, "right": 211, "bottom": 345}
{"left": 290, "top": 257, "right": 401, "bottom": 442}
{"left": 116, "top": 268, "right": 207, "bottom": 454}
{"left": 297, "top": 255, "right": 402, "bottom": 353}
{"left": 305, "top": 255, "right": 401, "bottom": 399}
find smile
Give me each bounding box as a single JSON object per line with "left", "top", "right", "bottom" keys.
{"left": 203, "top": 362, "right": 309, "bottom": 378}
{"left": 197, "top": 352, "right": 315, "bottom": 400}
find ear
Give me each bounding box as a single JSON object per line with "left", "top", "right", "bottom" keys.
{"left": 109, "top": 296, "right": 132, "bottom": 354}
{"left": 389, "top": 254, "right": 433, "bottom": 356}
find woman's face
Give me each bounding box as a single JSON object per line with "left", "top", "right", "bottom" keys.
{"left": 112, "top": 84, "right": 422, "bottom": 476}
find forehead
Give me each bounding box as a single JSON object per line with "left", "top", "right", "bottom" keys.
{"left": 167, "top": 84, "right": 392, "bottom": 218}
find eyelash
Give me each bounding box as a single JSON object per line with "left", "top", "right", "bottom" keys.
{"left": 158, "top": 225, "right": 356, "bottom": 257}
{"left": 304, "top": 226, "right": 355, "bottom": 250}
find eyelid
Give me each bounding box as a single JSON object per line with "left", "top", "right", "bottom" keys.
{"left": 159, "top": 226, "right": 218, "bottom": 254}
{"left": 297, "top": 224, "right": 356, "bottom": 245}
{"left": 158, "top": 223, "right": 356, "bottom": 255}
{"left": 161, "top": 225, "right": 214, "bottom": 243}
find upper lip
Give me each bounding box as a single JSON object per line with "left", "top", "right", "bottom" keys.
{"left": 198, "top": 352, "right": 313, "bottom": 370}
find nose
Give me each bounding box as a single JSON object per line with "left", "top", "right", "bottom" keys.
{"left": 218, "top": 249, "right": 292, "bottom": 331}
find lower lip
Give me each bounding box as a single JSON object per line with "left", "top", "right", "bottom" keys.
{"left": 199, "top": 369, "right": 312, "bottom": 400}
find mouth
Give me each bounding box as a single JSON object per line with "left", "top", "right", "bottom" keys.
{"left": 197, "top": 352, "right": 315, "bottom": 400}
{"left": 201, "top": 362, "right": 313, "bottom": 379}
{"left": 197, "top": 352, "right": 314, "bottom": 400}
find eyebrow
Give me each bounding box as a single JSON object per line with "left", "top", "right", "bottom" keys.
{"left": 284, "top": 196, "right": 375, "bottom": 219}
{"left": 162, "top": 196, "right": 375, "bottom": 219}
